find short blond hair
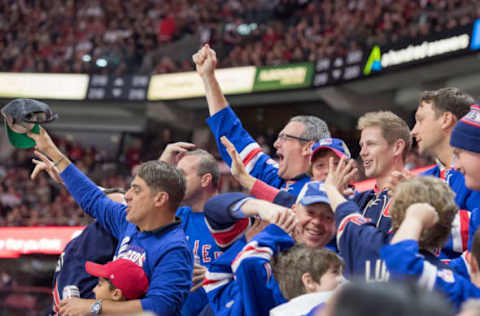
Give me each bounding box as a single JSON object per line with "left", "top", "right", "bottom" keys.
{"left": 390, "top": 176, "right": 458, "bottom": 250}
{"left": 357, "top": 111, "right": 412, "bottom": 160}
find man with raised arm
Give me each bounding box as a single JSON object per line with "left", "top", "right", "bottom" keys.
{"left": 28, "top": 128, "right": 193, "bottom": 316}
{"left": 193, "top": 44, "right": 331, "bottom": 196}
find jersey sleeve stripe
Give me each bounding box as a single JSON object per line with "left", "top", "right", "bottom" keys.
{"left": 418, "top": 260, "right": 438, "bottom": 291}
{"left": 231, "top": 242, "right": 273, "bottom": 273}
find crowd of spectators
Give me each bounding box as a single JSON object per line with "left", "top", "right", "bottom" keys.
{"left": 0, "top": 135, "right": 128, "bottom": 227}
{"left": 0, "top": 0, "right": 478, "bottom": 75}
{"left": 0, "top": 130, "right": 256, "bottom": 227}
{"left": 0, "top": 126, "right": 434, "bottom": 227}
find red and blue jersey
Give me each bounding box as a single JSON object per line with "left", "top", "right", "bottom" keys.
{"left": 351, "top": 188, "right": 392, "bottom": 234}
{"left": 176, "top": 206, "right": 223, "bottom": 316}
{"left": 381, "top": 240, "right": 480, "bottom": 311}
{"left": 207, "top": 106, "right": 310, "bottom": 196}
{"left": 422, "top": 165, "right": 480, "bottom": 258}
{"left": 203, "top": 224, "right": 293, "bottom": 316}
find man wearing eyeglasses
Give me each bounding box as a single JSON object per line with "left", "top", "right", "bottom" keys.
{"left": 193, "top": 45, "right": 330, "bottom": 196}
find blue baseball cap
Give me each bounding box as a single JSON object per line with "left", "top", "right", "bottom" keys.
{"left": 296, "top": 181, "right": 330, "bottom": 206}
{"left": 311, "top": 138, "right": 351, "bottom": 162}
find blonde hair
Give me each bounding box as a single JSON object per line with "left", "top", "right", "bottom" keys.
{"left": 390, "top": 176, "right": 458, "bottom": 250}
{"left": 357, "top": 111, "right": 412, "bottom": 160}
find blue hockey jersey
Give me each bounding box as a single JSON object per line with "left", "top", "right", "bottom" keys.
{"left": 176, "top": 206, "right": 223, "bottom": 316}
{"left": 203, "top": 224, "right": 293, "bottom": 316}
{"left": 51, "top": 221, "right": 117, "bottom": 315}
{"left": 60, "top": 164, "right": 193, "bottom": 316}
{"left": 206, "top": 106, "right": 310, "bottom": 196}
{"left": 335, "top": 200, "right": 391, "bottom": 281}
{"left": 336, "top": 201, "right": 453, "bottom": 284}
{"left": 352, "top": 188, "right": 392, "bottom": 234}
{"left": 381, "top": 240, "right": 480, "bottom": 310}
{"left": 422, "top": 165, "right": 480, "bottom": 258}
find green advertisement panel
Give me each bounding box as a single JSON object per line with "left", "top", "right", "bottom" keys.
{"left": 253, "top": 63, "right": 314, "bottom": 92}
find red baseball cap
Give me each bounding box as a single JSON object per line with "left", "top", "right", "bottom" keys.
{"left": 85, "top": 259, "right": 149, "bottom": 300}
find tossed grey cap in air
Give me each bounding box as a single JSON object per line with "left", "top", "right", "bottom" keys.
{"left": 1, "top": 98, "right": 58, "bottom": 148}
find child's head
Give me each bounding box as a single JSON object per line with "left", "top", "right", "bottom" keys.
{"left": 310, "top": 138, "right": 351, "bottom": 182}
{"left": 471, "top": 228, "right": 480, "bottom": 284}
{"left": 450, "top": 104, "right": 480, "bottom": 190}
{"left": 390, "top": 176, "right": 458, "bottom": 250}
{"left": 86, "top": 258, "right": 149, "bottom": 301}
{"left": 272, "top": 244, "right": 344, "bottom": 300}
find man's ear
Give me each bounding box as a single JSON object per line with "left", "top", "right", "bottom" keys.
{"left": 200, "top": 173, "right": 212, "bottom": 188}
{"left": 392, "top": 138, "right": 406, "bottom": 158}
{"left": 154, "top": 191, "right": 169, "bottom": 208}
{"left": 440, "top": 111, "right": 457, "bottom": 131}
{"left": 303, "top": 141, "right": 315, "bottom": 156}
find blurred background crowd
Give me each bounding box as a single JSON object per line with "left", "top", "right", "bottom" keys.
{"left": 0, "top": 0, "right": 478, "bottom": 75}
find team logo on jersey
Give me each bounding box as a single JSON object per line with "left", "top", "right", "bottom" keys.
{"left": 115, "top": 237, "right": 146, "bottom": 266}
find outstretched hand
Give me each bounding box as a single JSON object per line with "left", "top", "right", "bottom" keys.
{"left": 31, "top": 150, "right": 63, "bottom": 184}
{"left": 192, "top": 44, "right": 217, "bottom": 78}
{"left": 221, "top": 136, "right": 256, "bottom": 191}
{"left": 221, "top": 136, "right": 247, "bottom": 179}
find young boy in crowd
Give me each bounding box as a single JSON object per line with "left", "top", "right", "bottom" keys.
{"left": 81, "top": 258, "right": 149, "bottom": 314}
{"left": 269, "top": 245, "right": 345, "bottom": 316}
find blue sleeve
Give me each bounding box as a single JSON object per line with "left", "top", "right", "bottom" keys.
{"left": 204, "top": 192, "right": 250, "bottom": 229}
{"left": 230, "top": 225, "right": 292, "bottom": 315}
{"left": 140, "top": 246, "right": 193, "bottom": 315}
{"left": 203, "top": 192, "right": 252, "bottom": 249}
{"left": 60, "top": 164, "right": 128, "bottom": 239}
{"left": 204, "top": 239, "right": 246, "bottom": 316}
{"left": 206, "top": 106, "right": 283, "bottom": 189}
{"left": 335, "top": 201, "right": 390, "bottom": 278}
{"left": 448, "top": 252, "right": 471, "bottom": 280}
{"left": 234, "top": 257, "right": 283, "bottom": 316}
{"left": 249, "top": 224, "right": 295, "bottom": 254}
{"left": 468, "top": 208, "right": 480, "bottom": 251}
{"left": 272, "top": 191, "right": 296, "bottom": 208}
{"left": 381, "top": 240, "right": 480, "bottom": 310}
{"left": 465, "top": 190, "right": 480, "bottom": 213}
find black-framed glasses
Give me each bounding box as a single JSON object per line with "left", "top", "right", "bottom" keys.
{"left": 277, "top": 133, "right": 310, "bottom": 143}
